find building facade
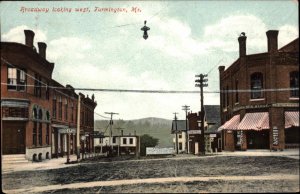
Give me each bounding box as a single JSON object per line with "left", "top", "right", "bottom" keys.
{"left": 218, "top": 30, "right": 299, "bottom": 151}
{"left": 171, "top": 120, "right": 188, "bottom": 153}
{"left": 1, "top": 29, "right": 97, "bottom": 161}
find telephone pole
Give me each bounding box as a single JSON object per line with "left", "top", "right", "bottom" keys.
{"left": 115, "top": 127, "right": 124, "bottom": 156}
{"left": 105, "top": 112, "right": 119, "bottom": 152}
{"left": 195, "top": 74, "right": 208, "bottom": 155}
{"left": 173, "top": 112, "right": 179, "bottom": 154}
{"left": 182, "top": 105, "right": 190, "bottom": 154}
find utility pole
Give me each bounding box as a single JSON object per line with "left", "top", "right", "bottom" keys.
{"left": 105, "top": 112, "right": 119, "bottom": 154}
{"left": 173, "top": 112, "right": 179, "bottom": 154}
{"left": 182, "top": 105, "right": 190, "bottom": 154}
{"left": 115, "top": 127, "right": 124, "bottom": 156}
{"left": 195, "top": 74, "right": 208, "bottom": 155}
{"left": 76, "top": 94, "right": 81, "bottom": 160}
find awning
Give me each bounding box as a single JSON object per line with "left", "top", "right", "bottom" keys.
{"left": 237, "top": 112, "right": 269, "bottom": 130}
{"left": 285, "top": 111, "right": 299, "bottom": 128}
{"left": 218, "top": 115, "right": 240, "bottom": 131}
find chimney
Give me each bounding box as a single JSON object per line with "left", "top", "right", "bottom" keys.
{"left": 238, "top": 32, "right": 247, "bottom": 57}
{"left": 24, "top": 30, "right": 35, "bottom": 48}
{"left": 218, "top": 66, "right": 225, "bottom": 72}
{"left": 266, "top": 30, "right": 279, "bottom": 53}
{"left": 38, "top": 42, "right": 47, "bottom": 58}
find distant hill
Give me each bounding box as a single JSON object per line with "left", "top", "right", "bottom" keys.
{"left": 94, "top": 117, "right": 173, "bottom": 147}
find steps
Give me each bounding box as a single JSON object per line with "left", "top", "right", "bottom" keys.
{"left": 2, "top": 154, "right": 29, "bottom": 165}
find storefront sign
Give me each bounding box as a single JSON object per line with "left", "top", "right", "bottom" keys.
{"left": 59, "top": 128, "right": 76, "bottom": 134}
{"left": 210, "top": 134, "right": 217, "bottom": 138}
{"left": 146, "top": 147, "right": 174, "bottom": 155}
{"left": 233, "top": 103, "right": 298, "bottom": 112}
{"left": 273, "top": 127, "right": 279, "bottom": 146}
{"left": 188, "top": 130, "right": 201, "bottom": 134}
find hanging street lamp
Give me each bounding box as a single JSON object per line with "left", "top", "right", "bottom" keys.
{"left": 141, "top": 20, "right": 150, "bottom": 40}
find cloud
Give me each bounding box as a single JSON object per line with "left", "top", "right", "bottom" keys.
{"left": 47, "top": 37, "right": 93, "bottom": 61}
{"left": 1, "top": 25, "right": 47, "bottom": 47}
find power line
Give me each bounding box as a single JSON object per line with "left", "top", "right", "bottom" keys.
{"left": 1, "top": 57, "right": 110, "bottom": 119}
{"left": 1, "top": 82, "right": 298, "bottom": 94}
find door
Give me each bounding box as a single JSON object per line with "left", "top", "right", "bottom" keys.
{"left": 3, "top": 124, "right": 25, "bottom": 154}
{"left": 195, "top": 142, "right": 199, "bottom": 154}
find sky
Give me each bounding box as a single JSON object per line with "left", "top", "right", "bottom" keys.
{"left": 1, "top": 0, "right": 299, "bottom": 120}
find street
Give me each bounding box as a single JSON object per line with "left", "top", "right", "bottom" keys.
{"left": 2, "top": 151, "right": 299, "bottom": 193}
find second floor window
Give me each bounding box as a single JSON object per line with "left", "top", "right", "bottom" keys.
{"left": 7, "top": 66, "right": 26, "bottom": 91}
{"left": 235, "top": 80, "right": 239, "bottom": 103}
{"left": 52, "top": 96, "right": 57, "bottom": 119}
{"left": 290, "top": 71, "right": 299, "bottom": 97}
{"left": 34, "top": 74, "right": 42, "bottom": 97}
{"left": 46, "top": 124, "right": 50, "bottom": 145}
{"left": 38, "top": 123, "right": 42, "bottom": 145}
{"left": 58, "top": 96, "right": 62, "bottom": 120}
{"left": 251, "top": 73, "right": 264, "bottom": 99}
{"left": 65, "top": 99, "right": 68, "bottom": 121}
{"left": 33, "top": 122, "right": 37, "bottom": 146}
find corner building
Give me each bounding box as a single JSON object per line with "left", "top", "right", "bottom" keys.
{"left": 1, "top": 30, "right": 97, "bottom": 161}
{"left": 218, "top": 30, "right": 299, "bottom": 151}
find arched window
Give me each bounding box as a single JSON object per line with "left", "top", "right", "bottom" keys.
{"left": 32, "top": 107, "right": 37, "bottom": 119}
{"left": 290, "top": 71, "right": 299, "bottom": 97}
{"left": 38, "top": 109, "right": 43, "bottom": 120}
{"left": 46, "top": 111, "right": 50, "bottom": 121}
{"left": 251, "top": 72, "right": 264, "bottom": 99}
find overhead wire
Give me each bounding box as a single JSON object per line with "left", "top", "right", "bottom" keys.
{"left": 1, "top": 57, "right": 111, "bottom": 120}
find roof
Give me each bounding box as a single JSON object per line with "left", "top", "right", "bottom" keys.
{"left": 171, "top": 120, "right": 186, "bottom": 133}
{"left": 204, "top": 105, "right": 221, "bottom": 134}
{"left": 204, "top": 105, "right": 221, "bottom": 124}
{"left": 279, "top": 38, "right": 299, "bottom": 52}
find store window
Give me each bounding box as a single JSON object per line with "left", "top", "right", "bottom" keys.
{"left": 290, "top": 71, "right": 299, "bottom": 97}
{"left": 251, "top": 72, "right": 264, "bottom": 99}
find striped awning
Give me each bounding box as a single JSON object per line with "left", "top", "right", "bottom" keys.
{"left": 285, "top": 111, "right": 299, "bottom": 128}
{"left": 218, "top": 115, "right": 240, "bottom": 131}
{"left": 237, "top": 112, "right": 269, "bottom": 131}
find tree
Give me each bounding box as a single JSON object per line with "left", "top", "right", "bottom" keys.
{"left": 140, "top": 134, "right": 159, "bottom": 156}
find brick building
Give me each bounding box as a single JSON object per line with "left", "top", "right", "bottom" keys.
{"left": 218, "top": 30, "right": 299, "bottom": 151}
{"left": 1, "top": 29, "right": 97, "bottom": 161}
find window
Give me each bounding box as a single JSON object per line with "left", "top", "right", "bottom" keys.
{"left": 38, "top": 109, "right": 43, "bottom": 120}
{"left": 179, "top": 143, "right": 183, "bottom": 150}
{"left": 129, "top": 138, "right": 133, "bottom": 145}
{"left": 38, "top": 123, "right": 42, "bottom": 145}
{"left": 251, "top": 73, "right": 264, "bottom": 99}
{"left": 235, "top": 79, "right": 239, "bottom": 103}
{"left": 112, "top": 137, "right": 116, "bottom": 144}
{"left": 290, "top": 71, "right": 299, "bottom": 97}
{"left": 45, "top": 84, "right": 50, "bottom": 100}
{"left": 226, "top": 85, "right": 229, "bottom": 106}
{"left": 222, "top": 87, "right": 226, "bottom": 108}
{"left": 71, "top": 102, "right": 74, "bottom": 122}
{"left": 7, "top": 66, "right": 26, "bottom": 91}
{"left": 58, "top": 96, "right": 62, "bottom": 120}
{"left": 34, "top": 74, "right": 42, "bottom": 97}
{"left": 52, "top": 96, "right": 57, "bottom": 119}
{"left": 46, "top": 124, "right": 49, "bottom": 145}
{"left": 178, "top": 134, "right": 182, "bottom": 139}
{"left": 123, "top": 138, "right": 127, "bottom": 145}
{"left": 32, "top": 108, "right": 37, "bottom": 119}
{"left": 65, "top": 99, "right": 68, "bottom": 121}
{"left": 33, "top": 122, "right": 37, "bottom": 146}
